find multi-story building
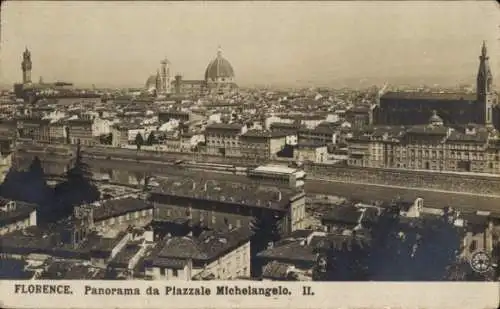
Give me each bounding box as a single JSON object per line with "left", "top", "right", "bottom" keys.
{"left": 240, "top": 130, "right": 287, "bottom": 161}
{"left": 67, "top": 119, "right": 95, "bottom": 146}
{"left": 294, "top": 142, "right": 328, "bottom": 163}
{"left": 180, "top": 131, "right": 205, "bottom": 151}
{"left": 144, "top": 227, "right": 251, "bottom": 280}
{"left": 269, "top": 122, "right": 303, "bottom": 146}
{"left": 204, "top": 123, "right": 247, "bottom": 157}
{"left": 158, "top": 110, "right": 204, "bottom": 123}
{"left": 111, "top": 124, "right": 138, "bottom": 147}
{"left": 16, "top": 117, "right": 51, "bottom": 143}
{"left": 148, "top": 175, "right": 306, "bottom": 236}
{"left": 347, "top": 112, "right": 500, "bottom": 174}
{"left": 48, "top": 120, "right": 68, "bottom": 144}
{"left": 76, "top": 198, "right": 154, "bottom": 234}
{"left": 0, "top": 199, "right": 37, "bottom": 236}
{"left": 345, "top": 105, "right": 374, "bottom": 129}
{"left": 298, "top": 125, "right": 337, "bottom": 146}
{"left": 0, "top": 120, "right": 18, "bottom": 144}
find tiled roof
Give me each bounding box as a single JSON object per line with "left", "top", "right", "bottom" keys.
{"left": 205, "top": 123, "right": 244, "bottom": 131}
{"left": 92, "top": 198, "right": 152, "bottom": 221}
{"left": 406, "top": 125, "right": 449, "bottom": 136}
{"left": 150, "top": 175, "right": 302, "bottom": 211}
{"left": 0, "top": 199, "right": 37, "bottom": 226}
{"left": 270, "top": 122, "right": 304, "bottom": 130}
{"left": 262, "top": 261, "right": 292, "bottom": 280}
{"left": 322, "top": 206, "right": 363, "bottom": 225}
{"left": 156, "top": 227, "right": 252, "bottom": 262}
{"left": 257, "top": 239, "right": 316, "bottom": 263}
{"left": 241, "top": 130, "right": 287, "bottom": 139}
{"left": 447, "top": 131, "right": 489, "bottom": 143}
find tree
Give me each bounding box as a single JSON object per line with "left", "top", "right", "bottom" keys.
{"left": 250, "top": 211, "right": 282, "bottom": 277}
{"left": 145, "top": 132, "right": 156, "bottom": 146}
{"left": 365, "top": 211, "right": 462, "bottom": 281}
{"left": 0, "top": 156, "right": 54, "bottom": 224}
{"left": 54, "top": 143, "right": 100, "bottom": 220}
{"left": 314, "top": 236, "right": 370, "bottom": 281}
{"left": 135, "top": 133, "right": 144, "bottom": 150}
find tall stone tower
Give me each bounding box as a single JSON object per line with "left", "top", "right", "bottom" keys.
{"left": 160, "top": 58, "right": 171, "bottom": 94}
{"left": 477, "top": 41, "right": 495, "bottom": 126}
{"left": 21, "top": 47, "right": 32, "bottom": 84}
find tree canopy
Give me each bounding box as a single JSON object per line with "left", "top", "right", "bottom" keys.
{"left": 0, "top": 156, "right": 53, "bottom": 219}
{"left": 317, "top": 210, "right": 464, "bottom": 281}
{"left": 250, "top": 211, "right": 282, "bottom": 277}
{"left": 135, "top": 133, "right": 144, "bottom": 150}
{"left": 53, "top": 144, "right": 100, "bottom": 220}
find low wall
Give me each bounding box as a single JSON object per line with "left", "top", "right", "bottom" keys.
{"left": 305, "top": 163, "right": 500, "bottom": 196}
{"left": 15, "top": 143, "right": 500, "bottom": 196}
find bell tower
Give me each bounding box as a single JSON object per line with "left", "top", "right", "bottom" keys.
{"left": 21, "top": 47, "right": 32, "bottom": 84}
{"left": 476, "top": 41, "right": 495, "bottom": 126}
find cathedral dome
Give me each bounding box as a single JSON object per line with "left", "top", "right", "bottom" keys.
{"left": 145, "top": 72, "right": 161, "bottom": 91}
{"left": 145, "top": 75, "right": 157, "bottom": 88}
{"left": 429, "top": 110, "right": 443, "bottom": 125}
{"left": 205, "top": 47, "right": 235, "bottom": 81}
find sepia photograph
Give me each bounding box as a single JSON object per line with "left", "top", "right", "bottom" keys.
{"left": 0, "top": 1, "right": 499, "bottom": 308}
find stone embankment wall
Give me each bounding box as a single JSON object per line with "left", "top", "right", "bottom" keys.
{"left": 15, "top": 143, "right": 500, "bottom": 196}
{"left": 305, "top": 163, "right": 500, "bottom": 196}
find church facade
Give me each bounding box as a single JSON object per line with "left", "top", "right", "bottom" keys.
{"left": 374, "top": 42, "right": 499, "bottom": 130}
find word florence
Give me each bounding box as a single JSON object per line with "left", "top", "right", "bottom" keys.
{"left": 84, "top": 285, "right": 293, "bottom": 297}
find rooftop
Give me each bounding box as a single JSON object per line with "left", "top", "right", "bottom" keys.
{"left": 406, "top": 125, "right": 449, "bottom": 136}
{"left": 91, "top": 197, "right": 152, "bottom": 221}
{"left": 241, "top": 130, "right": 287, "bottom": 139}
{"left": 155, "top": 227, "right": 252, "bottom": 263}
{"left": 381, "top": 91, "right": 477, "bottom": 102}
{"left": 252, "top": 165, "right": 298, "bottom": 175}
{"left": 150, "top": 175, "right": 303, "bottom": 211}
{"left": 39, "top": 261, "right": 105, "bottom": 279}
{"left": 0, "top": 198, "right": 37, "bottom": 227}
{"left": 322, "top": 205, "right": 364, "bottom": 225}
{"left": 270, "top": 122, "right": 305, "bottom": 130}
{"left": 205, "top": 123, "right": 244, "bottom": 131}
{"left": 447, "top": 130, "right": 489, "bottom": 143}
{"left": 262, "top": 261, "right": 293, "bottom": 280}
{"left": 258, "top": 231, "right": 371, "bottom": 264}
{"left": 109, "top": 243, "right": 141, "bottom": 268}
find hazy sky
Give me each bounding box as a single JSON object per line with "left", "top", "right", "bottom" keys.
{"left": 1, "top": 1, "right": 499, "bottom": 88}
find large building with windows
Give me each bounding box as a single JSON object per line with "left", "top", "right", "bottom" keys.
{"left": 347, "top": 112, "right": 500, "bottom": 174}
{"left": 148, "top": 175, "right": 306, "bottom": 236}
{"left": 374, "top": 42, "right": 499, "bottom": 130}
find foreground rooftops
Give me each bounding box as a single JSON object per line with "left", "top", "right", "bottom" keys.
{"left": 91, "top": 197, "right": 152, "bottom": 221}
{"left": 146, "top": 227, "right": 252, "bottom": 266}
{"left": 0, "top": 198, "right": 37, "bottom": 227}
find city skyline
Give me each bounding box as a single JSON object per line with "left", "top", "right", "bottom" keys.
{"left": 1, "top": 1, "right": 499, "bottom": 89}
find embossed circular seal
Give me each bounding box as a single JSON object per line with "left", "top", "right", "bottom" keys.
{"left": 470, "top": 251, "right": 492, "bottom": 273}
